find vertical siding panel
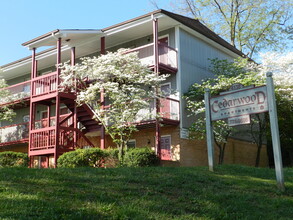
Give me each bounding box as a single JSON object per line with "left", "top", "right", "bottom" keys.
{"left": 179, "top": 29, "right": 235, "bottom": 128}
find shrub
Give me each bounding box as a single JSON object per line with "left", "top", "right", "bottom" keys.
{"left": 123, "top": 147, "right": 159, "bottom": 167}
{"left": 104, "top": 148, "right": 120, "bottom": 168}
{"left": 0, "top": 151, "right": 29, "bottom": 167}
{"left": 57, "top": 148, "right": 106, "bottom": 168}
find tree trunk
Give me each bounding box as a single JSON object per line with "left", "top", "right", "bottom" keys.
{"left": 255, "top": 144, "right": 262, "bottom": 167}
{"left": 118, "top": 144, "right": 124, "bottom": 163}
{"left": 217, "top": 144, "right": 223, "bottom": 165}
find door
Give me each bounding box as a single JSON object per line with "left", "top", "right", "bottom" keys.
{"left": 60, "top": 108, "right": 70, "bottom": 126}
{"left": 160, "top": 84, "right": 171, "bottom": 119}
{"left": 41, "top": 111, "right": 48, "bottom": 128}
{"left": 158, "top": 37, "right": 169, "bottom": 65}
{"left": 161, "top": 136, "right": 171, "bottom": 160}
{"left": 40, "top": 156, "right": 48, "bottom": 168}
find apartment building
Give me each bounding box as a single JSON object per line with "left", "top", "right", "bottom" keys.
{"left": 0, "top": 9, "right": 268, "bottom": 168}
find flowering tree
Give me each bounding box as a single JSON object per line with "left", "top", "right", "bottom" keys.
{"left": 60, "top": 49, "right": 167, "bottom": 160}
{"left": 0, "top": 78, "right": 16, "bottom": 122}
{"left": 185, "top": 58, "right": 264, "bottom": 164}
{"left": 258, "top": 52, "right": 293, "bottom": 166}
{"left": 185, "top": 53, "right": 293, "bottom": 166}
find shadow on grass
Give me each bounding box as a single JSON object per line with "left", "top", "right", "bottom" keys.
{"left": 0, "top": 165, "right": 292, "bottom": 219}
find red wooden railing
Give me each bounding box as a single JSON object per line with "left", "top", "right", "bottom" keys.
{"left": 0, "top": 81, "right": 31, "bottom": 105}
{"left": 34, "top": 113, "right": 73, "bottom": 129}
{"left": 30, "top": 127, "right": 56, "bottom": 151}
{"left": 29, "top": 126, "right": 94, "bottom": 152}
{"left": 31, "top": 71, "right": 58, "bottom": 97}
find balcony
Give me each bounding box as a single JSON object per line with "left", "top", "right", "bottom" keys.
{"left": 0, "top": 123, "right": 29, "bottom": 146}
{"left": 127, "top": 43, "right": 178, "bottom": 74}
{"left": 0, "top": 81, "right": 30, "bottom": 106}
{"left": 31, "top": 71, "right": 58, "bottom": 98}
{"left": 103, "top": 97, "right": 180, "bottom": 129}
{"left": 29, "top": 127, "right": 94, "bottom": 155}
{"left": 136, "top": 97, "right": 180, "bottom": 127}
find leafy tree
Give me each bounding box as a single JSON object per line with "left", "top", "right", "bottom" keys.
{"left": 185, "top": 52, "right": 293, "bottom": 166}
{"left": 0, "top": 78, "right": 16, "bottom": 122}
{"left": 258, "top": 52, "right": 293, "bottom": 166}
{"left": 166, "top": 0, "right": 293, "bottom": 58}
{"left": 185, "top": 58, "right": 264, "bottom": 165}
{"left": 60, "top": 49, "right": 167, "bottom": 161}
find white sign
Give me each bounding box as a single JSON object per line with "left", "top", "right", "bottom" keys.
{"left": 210, "top": 86, "right": 268, "bottom": 121}
{"left": 180, "top": 128, "right": 189, "bottom": 139}
{"left": 228, "top": 115, "right": 251, "bottom": 126}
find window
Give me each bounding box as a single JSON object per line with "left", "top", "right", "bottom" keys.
{"left": 161, "top": 135, "right": 171, "bottom": 160}
{"left": 127, "top": 139, "right": 136, "bottom": 149}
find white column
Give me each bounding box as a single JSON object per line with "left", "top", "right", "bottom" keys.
{"left": 266, "top": 72, "right": 285, "bottom": 191}
{"left": 205, "top": 88, "right": 214, "bottom": 171}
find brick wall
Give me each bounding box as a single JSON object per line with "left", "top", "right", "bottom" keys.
{"left": 85, "top": 125, "right": 269, "bottom": 167}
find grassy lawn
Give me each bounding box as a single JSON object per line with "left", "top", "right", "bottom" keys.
{"left": 0, "top": 165, "right": 292, "bottom": 220}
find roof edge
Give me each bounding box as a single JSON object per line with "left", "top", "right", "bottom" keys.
{"left": 22, "top": 29, "right": 60, "bottom": 47}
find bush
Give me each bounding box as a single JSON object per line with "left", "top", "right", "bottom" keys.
{"left": 104, "top": 148, "right": 120, "bottom": 168}
{"left": 123, "top": 147, "right": 159, "bottom": 167}
{"left": 57, "top": 148, "right": 106, "bottom": 168}
{"left": 0, "top": 151, "right": 29, "bottom": 167}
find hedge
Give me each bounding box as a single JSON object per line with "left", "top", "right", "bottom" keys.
{"left": 123, "top": 147, "right": 159, "bottom": 167}
{"left": 0, "top": 151, "right": 29, "bottom": 167}
{"left": 57, "top": 148, "right": 106, "bottom": 168}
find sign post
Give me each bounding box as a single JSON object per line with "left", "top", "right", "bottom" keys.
{"left": 205, "top": 88, "right": 214, "bottom": 171}
{"left": 266, "top": 72, "right": 285, "bottom": 191}
{"left": 204, "top": 73, "right": 285, "bottom": 191}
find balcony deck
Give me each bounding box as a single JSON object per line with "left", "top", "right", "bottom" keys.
{"left": 0, "top": 81, "right": 31, "bottom": 107}
{"left": 0, "top": 42, "right": 177, "bottom": 106}
{"left": 0, "top": 122, "right": 29, "bottom": 147}
{"left": 126, "top": 43, "right": 178, "bottom": 74}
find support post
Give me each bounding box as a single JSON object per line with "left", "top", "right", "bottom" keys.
{"left": 54, "top": 95, "right": 60, "bottom": 168}
{"left": 100, "top": 36, "right": 106, "bottom": 150}
{"left": 47, "top": 104, "right": 51, "bottom": 146}
{"left": 71, "top": 47, "right": 77, "bottom": 146}
{"left": 204, "top": 88, "right": 214, "bottom": 171}
{"left": 266, "top": 72, "right": 285, "bottom": 191}
{"left": 153, "top": 17, "right": 161, "bottom": 157}
{"left": 54, "top": 38, "right": 62, "bottom": 168}
{"left": 28, "top": 48, "right": 36, "bottom": 167}
{"left": 57, "top": 38, "right": 62, "bottom": 84}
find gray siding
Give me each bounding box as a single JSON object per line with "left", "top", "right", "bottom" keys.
{"left": 0, "top": 108, "right": 29, "bottom": 127}
{"left": 7, "top": 74, "right": 30, "bottom": 86}
{"left": 109, "top": 28, "right": 176, "bottom": 52}
{"left": 179, "top": 29, "right": 235, "bottom": 128}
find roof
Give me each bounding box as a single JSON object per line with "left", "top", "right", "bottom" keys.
{"left": 102, "top": 9, "right": 246, "bottom": 58}
{"left": 22, "top": 29, "right": 103, "bottom": 49}
{"left": 2, "top": 9, "right": 247, "bottom": 70}
{"left": 158, "top": 10, "right": 246, "bottom": 58}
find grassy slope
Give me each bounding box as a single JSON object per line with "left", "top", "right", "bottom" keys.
{"left": 0, "top": 165, "right": 292, "bottom": 220}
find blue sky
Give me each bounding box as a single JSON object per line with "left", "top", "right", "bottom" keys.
{"left": 0, "top": 0, "right": 172, "bottom": 66}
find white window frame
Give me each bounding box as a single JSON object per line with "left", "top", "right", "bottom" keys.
{"left": 127, "top": 139, "right": 136, "bottom": 148}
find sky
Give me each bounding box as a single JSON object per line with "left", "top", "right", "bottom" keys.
{"left": 0, "top": 0, "right": 172, "bottom": 66}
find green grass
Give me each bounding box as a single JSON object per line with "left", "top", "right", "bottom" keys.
{"left": 0, "top": 165, "right": 292, "bottom": 220}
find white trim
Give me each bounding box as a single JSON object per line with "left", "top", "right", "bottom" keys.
{"left": 160, "top": 82, "right": 171, "bottom": 95}
{"left": 175, "top": 26, "right": 183, "bottom": 129}
{"left": 159, "top": 34, "right": 169, "bottom": 46}
{"left": 127, "top": 139, "right": 136, "bottom": 148}
{"left": 104, "top": 13, "right": 165, "bottom": 36}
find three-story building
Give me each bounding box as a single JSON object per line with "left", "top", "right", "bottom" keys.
{"left": 0, "top": 9, "right": 268, "bottom": 168}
